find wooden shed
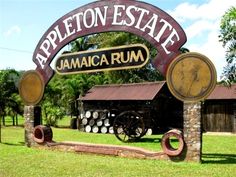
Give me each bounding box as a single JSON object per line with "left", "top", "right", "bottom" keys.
{"left": 78, "top": 81, "right": 183, "bottom": 134}
{"left": 202, "top": 84, "right": 236, "bottom": 133}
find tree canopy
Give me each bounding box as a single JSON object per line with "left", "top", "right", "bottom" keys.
{"left": 0, "top": 69, "right": 22, "bottom": 117}
{"left": 0, "top": 69, "right": 22, "bottom": 142}
{"left": 41, "top": 32, "right": 166, "bottom": 126}
{"left": 219, "top": 6, "right": 236, "bottom": 83}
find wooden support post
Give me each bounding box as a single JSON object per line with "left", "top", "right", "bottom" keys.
{"left": 12, "top": 115, "right": 15, "bottom": 126}
{"left": 16, "top": 114, "right": 18, "bottom": 126}
{"left": 2, "top": 116, "right": 5, "bottom": 126}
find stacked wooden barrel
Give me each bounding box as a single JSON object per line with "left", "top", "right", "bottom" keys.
{"left": 79, "top": 110, "right": 115, "bottom": 134}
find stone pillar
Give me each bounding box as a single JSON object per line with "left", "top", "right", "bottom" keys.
{"left": 183, "top": 102, "right": 202, "bottom": 162}
{"left": 24, "top": 105, "right": 41, "bottom": 147}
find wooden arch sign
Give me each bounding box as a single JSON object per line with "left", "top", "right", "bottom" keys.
{"left": 33, "top": 0, "right": 187, "bottom": 85}
{"left": 20, "top": 0, "right": 200, "bottom": 105}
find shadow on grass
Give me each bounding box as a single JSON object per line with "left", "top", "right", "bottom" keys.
{"left": 1, "top": 125, "right": 24, "bottom": 128}
{"left": 126, "top": 138, "right": 161, "bottom": 143}
{"left": 136, "top": 137, "right": 180, "bottom": 143}
{"left": 202, "top": 153, "right": 236, "bottom": 164}
{"left": 1, "top": 142, "right": 25, "bottom": 146}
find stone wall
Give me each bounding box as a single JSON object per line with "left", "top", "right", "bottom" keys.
{"left": 24, "top": 103, "right": 203, "bottom": 162}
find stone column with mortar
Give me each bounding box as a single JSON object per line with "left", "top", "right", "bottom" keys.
{"left": 24, "top": 105, "right": 38, "bottom": 147}
{"left": 183, "top": 102, "right": 202, "bottom": 162}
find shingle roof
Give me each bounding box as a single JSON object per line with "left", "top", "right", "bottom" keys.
{"left": 80, "top": 81, "right": 166, "bottom": 101}
{"left": 207, "top": 84, "right": 236, "bottom": 100}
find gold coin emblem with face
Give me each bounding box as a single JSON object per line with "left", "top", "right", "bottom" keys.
{"left": 166, "top": 52, "right": 217, "bottom": 102}
{"left": 19, "top": 70, "right": 45, "bottom": 105}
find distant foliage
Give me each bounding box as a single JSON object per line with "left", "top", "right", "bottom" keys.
{"left": 42, "top": 32, "right": 166, "bottom": 122}
{"left": 219, "top": 6, "right": 236, "bottom": 83}
{"left": 88, "top": 32, "right": 164, "bottom": 83}
{"left": 0, "top": 69, "right": 22, "bottom": 117}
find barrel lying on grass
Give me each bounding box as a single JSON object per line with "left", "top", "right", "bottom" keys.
{"left": 33, "top": 125, "right": 53, "bottom": 144}
{"left": 161, "top": 129, "right": 184, "bottom": 156}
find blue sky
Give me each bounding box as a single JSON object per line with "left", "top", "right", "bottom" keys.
{"left": 0, "top": 0, "right": 235, "bottom": 80}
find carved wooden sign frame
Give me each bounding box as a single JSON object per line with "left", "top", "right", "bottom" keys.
{"left": 32, "top": 0, "right": 187, "bottom": 85}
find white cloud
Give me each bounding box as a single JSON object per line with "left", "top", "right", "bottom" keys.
{"left": 185, "top": 20, "right": 215, "bottom": 39}
{"left": 4, "top": 25, "right": 21, "bottom": 37}
{"left": 187, "top": 24, "right": 227, "bottom": 80}
{"left": 170, "top": 0, "right": 236, "bottom": 22}
{"left": 169, "top": 0, "right": 236, "bottom": 81}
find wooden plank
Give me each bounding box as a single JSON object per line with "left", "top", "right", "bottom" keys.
{"left": 203, "top": 101, "right": 234, "bottom": 132}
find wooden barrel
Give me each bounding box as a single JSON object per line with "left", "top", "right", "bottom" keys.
{"left": 85, "top": 111, "right": 91, "bottom": 118}
{"left": 96, "top": 119, "right": 103, "bottom": 127}
{"left": 82, "top": 118, "right": 88, "bottom": 125}
{"left": 92, "top": 126, "right": 99, "bottom": 133}
{"left": 161, "top": 129, "right": 185, "bottom": 156}
{"left": 85, "top": 125, "right": 92, "bottom": 133}
{"left": 92, "top": 111, "right": 99, "bottom": 119}
{"left": 100, "top": 111, "right": 107, "bottom": 119}
{"left": 104, "top": 119, "right": 110, "bottom": 127}
{"left": 33, "top": 125, "right": 53, "bottom": 144}
{"left": 89, "top": 119, "right": 95, "bottom": 126}
{"left": 101, "top": 126, "right": 107, "bottom": 134}
{"left": 109, "top": 126, "right": 114, "bottom": 134}
{"left": 146, "top": 128, "right": 152, "bottom": 136}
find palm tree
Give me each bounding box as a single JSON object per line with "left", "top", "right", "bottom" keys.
{"left": 219, "top": 7, "right": 236, "bottom": 83}
{"left": 70, "top": 37, "right": 94, "bottom": 52}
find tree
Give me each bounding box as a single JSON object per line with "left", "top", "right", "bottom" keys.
{"left": 70, "top": 37, "right": 94, "bottom": 52}
{"left": 89, "top": 32, "right": 164, "bottom": 83}
{"left": 41, "top": 37, "right": 98, "bottom": 126}
{"left": 0, "top": 69, "right": 20, "bottom": 142}
{"left": 41, "top": 32, "right": 169, "bottom": 125}
{"left": 219, "top": 7, "right": 236, "bottom": 83}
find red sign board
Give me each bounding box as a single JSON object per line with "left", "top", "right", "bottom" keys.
{"left": 33, "top": 0, "right": 187, "bottom": 84}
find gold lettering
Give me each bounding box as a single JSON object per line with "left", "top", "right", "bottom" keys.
{"left": 81, "top": 57, "right": 89, "bottom": 67}
{"left": 121, "top": 51, "right": 129, "bottom": 63}
{"left": 56, "top": 59, "right": 64, "bottom": 70}
{"left": 63, "top": 59, "right": 70, "bottom": 69}
{"left": 70, "top": 58, "right": 81, "bottom": 68}
{"left": 111, "top": 52, "right": 121, "bottom": 64}
{"left": 100, "top": 54, "right": 109, "bottom": 65}
{"left": 130, "top": 50, "right": 144, "bottom": 62}
{"left": 91, "top": 55, "right": 100, "bottom": 66}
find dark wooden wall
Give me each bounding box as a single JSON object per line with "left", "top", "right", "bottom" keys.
{"left": 202, "top": 100, "right": 236, "bottom": 132}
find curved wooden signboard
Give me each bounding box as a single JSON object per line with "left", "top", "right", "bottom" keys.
{"left": 32, "top": 0, "right": 187, "bottom": 84}
{"left": 55, "top": 44, "right": 149, "bottom": 75}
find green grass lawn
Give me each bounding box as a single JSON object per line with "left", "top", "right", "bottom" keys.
{"left": 1, "top": 115, "right": 72, "bottom": 128}
{"left": 0, "top": 125, "right": 235, "bottom": 177}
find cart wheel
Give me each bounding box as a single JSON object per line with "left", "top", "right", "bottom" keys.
{"left": 113, "top": 111, "right": 145, "bottom": 142}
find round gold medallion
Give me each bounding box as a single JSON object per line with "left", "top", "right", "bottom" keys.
{"left": 166, "top": 52, "right": 217, "bottom": 102}
{"left": 19, "top": 70, "right": 45, "bottom": 105}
